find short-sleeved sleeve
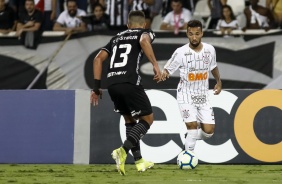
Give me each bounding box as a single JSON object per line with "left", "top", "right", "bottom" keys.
{"left": 164, "top": 49, "right": 182, "bottom": 75}
{"left": 78, "top": 9, "right": 86, "bottom": 16}
{"left": 162, "top": 12, "right": 172, "bottom": 24}
{"left": 101, "top": 39, "right": 112, "bottom": 54}
{"left": 34, "top": 10, "right": 43, "bottom": 23}
{"left": 56, "top": 12, "right": 65, "bottom": 25}
{"left": 141, "top": 29, "right": 156, "bottom": 43}
{"left": 216, "top": 19, "right": 222, "bottom": 30}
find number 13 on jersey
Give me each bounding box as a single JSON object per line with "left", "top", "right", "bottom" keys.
{"left": 110, "top": 44, "right": 132, "bottom": 68}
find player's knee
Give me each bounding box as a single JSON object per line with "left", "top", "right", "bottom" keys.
{"left": 123, "top": 115, "right": 136, "bottom": 123}
{"left": 204, "top": 128, "right": 214, "bottom": 134}
{"left": 201, "top": 124, "right": 215, "bottom": 134}
{"left": 140, "top": 113, "right": 154, "bottom": 125}
{"left": 201, "top": 130, "right": 214, "bottom": 140}
{"left": 186, "top": 122, "right": 198, "bottom": 129}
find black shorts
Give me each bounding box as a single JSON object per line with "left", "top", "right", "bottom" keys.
{"left": 108, "top": 83, "right": 152, "bottom": 117}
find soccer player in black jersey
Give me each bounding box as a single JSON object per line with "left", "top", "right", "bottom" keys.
{"left": 90, "top": 10, "right": 162, "bottom": 175}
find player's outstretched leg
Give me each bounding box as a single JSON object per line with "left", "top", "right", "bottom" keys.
{"left": 112, "top": 115, "right": 152, "bottom": 175}
{"left": 111, "top": 147, "right": 127, "bottom": 175}
{"left": 135, "top": 158, "right": 154, "bottom": 172}
{"left": 126, "top": 122, "right": 154, "bottom": 172}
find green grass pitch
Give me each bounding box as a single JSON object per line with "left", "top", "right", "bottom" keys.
{"left": 0, "top": 164, "right": 281, "bottom": 184}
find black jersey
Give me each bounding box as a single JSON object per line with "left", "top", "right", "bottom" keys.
{"left": 0, "top": 6, "right": 15, "bottom": 30}
{"left": 101, "top": 28, "right": 155, "bottom": 87}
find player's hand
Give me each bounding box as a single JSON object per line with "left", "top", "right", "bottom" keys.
{"left": 90, "top": 89, "right": 102, "bottom": 106}
{"left": 161, "top": 69, "right": 170, "bottom": 81}
{"left": 213, "top": 82, "right": 222, "bottom": 95}
{"left": 153, "top": 66, "right": 162, "bottom": 83}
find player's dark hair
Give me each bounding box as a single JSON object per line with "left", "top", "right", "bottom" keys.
{"left": 128, "top": 10, "right": 145, "bottom": 25}
{"left": 128, "top": 10, "right": 145, "bottom": 19}
{"left": 187, "top": 20, "right": 203, "bottom": 31}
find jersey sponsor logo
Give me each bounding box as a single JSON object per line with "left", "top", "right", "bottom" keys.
{"left": 191, "top": 95, "right": 207, "bottom": 104}
{"left": 107, "top": 71, "right": 127, "bottom": 78}
{"left": 113, "top": 36, "right": 138, "bottom": 43}
{"left": 184, "top": 52, "right": 192, "bottom": 56}
{"left": 131, "top": 110, "right": 141, "bottom": 117}
{"left": 119, "top": 35, "right": 138, "bottom": 40}
{"left": 189, "top": 67, "right": 196, "bottom": 72}
{"left": 188, "top": 72, "right": 208, "bottom": 81}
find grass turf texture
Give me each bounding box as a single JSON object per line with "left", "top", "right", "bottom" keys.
{"left": 0, "top": 164, "right": 281, "bottom": 184}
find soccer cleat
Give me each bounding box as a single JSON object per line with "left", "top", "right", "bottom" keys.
{"left": 111, "top": 147, "right": 127, "bottom": 175}
{"left": 135, "top": 158, "right": 154, "bottom": 172}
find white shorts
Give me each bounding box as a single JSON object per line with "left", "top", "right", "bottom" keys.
{"left": 178, "top": 103, "right": 215, "bottom": 124}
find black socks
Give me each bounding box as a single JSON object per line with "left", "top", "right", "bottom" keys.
{"left": 123, "top": 120, "right": 150, "bottom": 157}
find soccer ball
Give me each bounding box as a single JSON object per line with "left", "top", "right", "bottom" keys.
{"left": 177, "top": 150, "right": 198, "bottom": 169}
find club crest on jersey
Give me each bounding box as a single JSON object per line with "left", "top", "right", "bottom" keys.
{"left": 203, "top": 53, "right": 210, "bottom": 64}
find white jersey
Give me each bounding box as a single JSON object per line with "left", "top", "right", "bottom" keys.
{"left": 56, "top": 9, "right": 86, "bottom": 28}
{"left": 164, "top": 42, "right": 217, "bottom": 105}
{"left": 162, "top": 8, "right": 192, "bottom": 28}
{"left": 216, "top": 19, "right": 239, "bottom": 30}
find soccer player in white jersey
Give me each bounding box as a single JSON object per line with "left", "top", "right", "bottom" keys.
{"left": 161, "top": 20, "right": 222, "bottom": 152}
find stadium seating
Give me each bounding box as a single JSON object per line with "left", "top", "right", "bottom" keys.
{"left": 227, "top": 0, "right": 245, "bottom": 16}
{"left": 193, "top": 0, "right": 211, "bottom": 18}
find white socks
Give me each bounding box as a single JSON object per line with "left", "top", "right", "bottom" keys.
{"left": 185, "top": 129, "right": 198, "bottom": 151}
{"left": 185, "top": 128, "right": 214, "bottom": 151}
{"left": 196, "top": 128, "right": 214, "bottom": 140}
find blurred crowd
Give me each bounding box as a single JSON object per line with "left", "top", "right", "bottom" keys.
{"left": 0, "top": 0, "right": 282, "bottom": 37}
